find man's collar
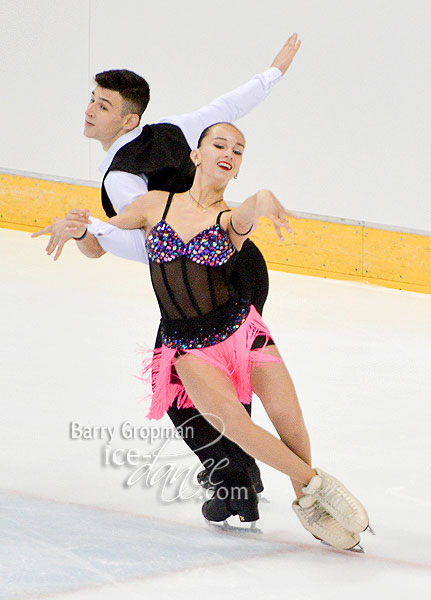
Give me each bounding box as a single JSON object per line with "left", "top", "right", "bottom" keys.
{"left": 98, "top": 126, "right": 143, "bottom": 175}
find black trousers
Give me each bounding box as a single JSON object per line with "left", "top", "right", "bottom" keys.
{"left": 163, "top": 239, "right": 270, "bottom": 489}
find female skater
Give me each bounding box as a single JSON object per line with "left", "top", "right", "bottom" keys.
{"left": 68, "top": 122, "right": 369, "bottom": 550}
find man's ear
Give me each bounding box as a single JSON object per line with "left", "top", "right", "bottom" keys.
{"left": 123, "top": 113, "right": 140, "bottom": 132}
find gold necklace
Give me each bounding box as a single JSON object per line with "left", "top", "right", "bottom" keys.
{"left": 189, "top": 190, "right": 223, "bottom": 212}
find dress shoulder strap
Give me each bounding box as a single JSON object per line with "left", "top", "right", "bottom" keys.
{"left": 162, "top": 192, "right": 175, "bottom": 221}
{"left": 216, "top": 208, "right": 232, "bottom": 225}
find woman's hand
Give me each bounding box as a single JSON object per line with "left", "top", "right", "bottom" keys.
{"left": 255, "top": 190, "right": 298, "bottom": 241}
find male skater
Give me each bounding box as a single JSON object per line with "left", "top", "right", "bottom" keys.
{"left": 34, "top": 34, "right": 301, "bottom": 524}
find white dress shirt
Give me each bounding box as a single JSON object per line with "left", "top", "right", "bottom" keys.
{"left": 87, "top": 67, "right": 282, "bottom": 263}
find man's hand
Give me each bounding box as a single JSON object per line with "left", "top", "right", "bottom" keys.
{"left": 271, "top": 33, "right": 301, "bottom": 76}
{"left": 67, "top": 209, "right": 105, "bottom": 259}
{"left": 64, "top": 209, "right": 91, "bottom": 239}
{"left": 31, "top": 209, "right": 91, "bottom": 261}
{"left": 31, "top": 216, "right": 73, "bottom": 261}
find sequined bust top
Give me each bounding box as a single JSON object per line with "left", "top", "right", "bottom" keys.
{"left": 146, "top": 192, "right": 250, "bottom": 350}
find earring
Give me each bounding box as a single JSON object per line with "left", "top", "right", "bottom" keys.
{"left": 195, "top": 162, "right": 200, "bottom": 167}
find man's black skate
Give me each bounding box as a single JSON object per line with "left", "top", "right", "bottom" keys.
{"left": 202, "top": 485, "right": 259, "bottom": 523}
{"left": 197, "top": 464, "right": 264, "bottom": 495}
{"left": 197, "top": 467, "right": 216, "bottom": 490}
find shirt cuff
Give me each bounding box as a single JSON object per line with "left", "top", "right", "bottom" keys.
{"left": 87, "top": 216, "right": 106, "bottom": 236}
{"left": 259, "top": 66, "right": 283, "bottom": 90}
{"left": 87, "top": 216, "right": 120, "bottom": 237}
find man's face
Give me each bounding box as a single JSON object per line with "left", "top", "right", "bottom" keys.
{"left": 84, "top": 86, "right": 129, "bottom": 148}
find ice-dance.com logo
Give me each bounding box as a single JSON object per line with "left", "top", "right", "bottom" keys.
{"left": 69, "top": 414, "right": 250, "bottom": 503}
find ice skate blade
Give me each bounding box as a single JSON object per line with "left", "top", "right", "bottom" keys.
{"left": 258, "top": 493, "right": 270, "bottom": 504}
{"left": 320, "top": 540, "right": 365, "bottom": 553}
{"left": 207, "top": 519, "right": 263, "bottom": 535}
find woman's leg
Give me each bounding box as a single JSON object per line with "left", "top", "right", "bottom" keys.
{"left": 174, "top": 354, "right": 315, "bottom": 487}
{"left": 250, "top": 345, "right": 311, "bottom": 499}
{"left": 174, "top": 351, "right": 368, "bottom": 548}
{"left": 250, "top": 346, "right": 369, "bottom": 537}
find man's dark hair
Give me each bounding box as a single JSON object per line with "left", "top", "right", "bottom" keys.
{"left": 95, "top": 69, "right": 150, "bottom": 118}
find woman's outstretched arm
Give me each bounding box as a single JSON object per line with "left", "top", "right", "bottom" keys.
{"left": 107, "top": 191, "right": 160, "bottom": 230}
{"left": 227, "top": 189, "right": 298, "bottom": 249}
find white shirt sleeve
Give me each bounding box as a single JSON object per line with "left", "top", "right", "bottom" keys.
{"left": 87, "top": 218, "right": 149, "bottom": 264}
{"left": 104, "top": 171, "right": 149, "bottom": 215}
{"left": 86, "top": 171, "right": 149, "bottom": 263}
{"left": 159, "top": 67, "right": 282, "bottom": 149}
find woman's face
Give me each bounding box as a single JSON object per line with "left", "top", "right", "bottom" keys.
{"left": 196, "top": 123, "right": 245, "bottom": 182}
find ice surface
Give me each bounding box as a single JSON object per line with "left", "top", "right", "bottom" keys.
{"left": 1, "top": 229, "right": 430, "bottom": 599}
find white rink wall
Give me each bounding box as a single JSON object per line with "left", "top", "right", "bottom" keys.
{"left": 1, "top": 0, "right": 430, "bottom": 231}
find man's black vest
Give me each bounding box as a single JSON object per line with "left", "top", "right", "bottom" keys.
{"left": 101, "top": 123, "right": 195, "bottom": 218}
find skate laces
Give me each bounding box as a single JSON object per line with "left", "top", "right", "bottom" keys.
{"left": 296, "top": 497, "right": 353, "bottom": 545}
{"left": 318, "top": 474, "right": 358, "bottom": 516}
{"left": 302, "top": 500, "right": 330, "bottom": 527}
{"left": 304, "top": 470, "right": 361, "bottom": 520}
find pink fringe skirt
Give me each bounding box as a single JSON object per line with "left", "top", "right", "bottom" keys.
{"left": 139, "top": 305, "right": 281, "bottom": 420}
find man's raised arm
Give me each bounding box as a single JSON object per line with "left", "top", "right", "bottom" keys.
{"left": 160, "top": 33, "right": 301, "bottom": 149}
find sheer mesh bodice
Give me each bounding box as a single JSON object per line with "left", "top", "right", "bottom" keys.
{"left": 148, "top": 256, "right": 234, "bottom": 320}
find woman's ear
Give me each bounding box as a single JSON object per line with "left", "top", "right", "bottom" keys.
{"left": 190, "top": 149, "right": 200, "bottom": 167}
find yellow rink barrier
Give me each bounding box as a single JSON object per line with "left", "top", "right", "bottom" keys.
{"left": 1, "top": 171, "right": 430, "bottom": 294}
